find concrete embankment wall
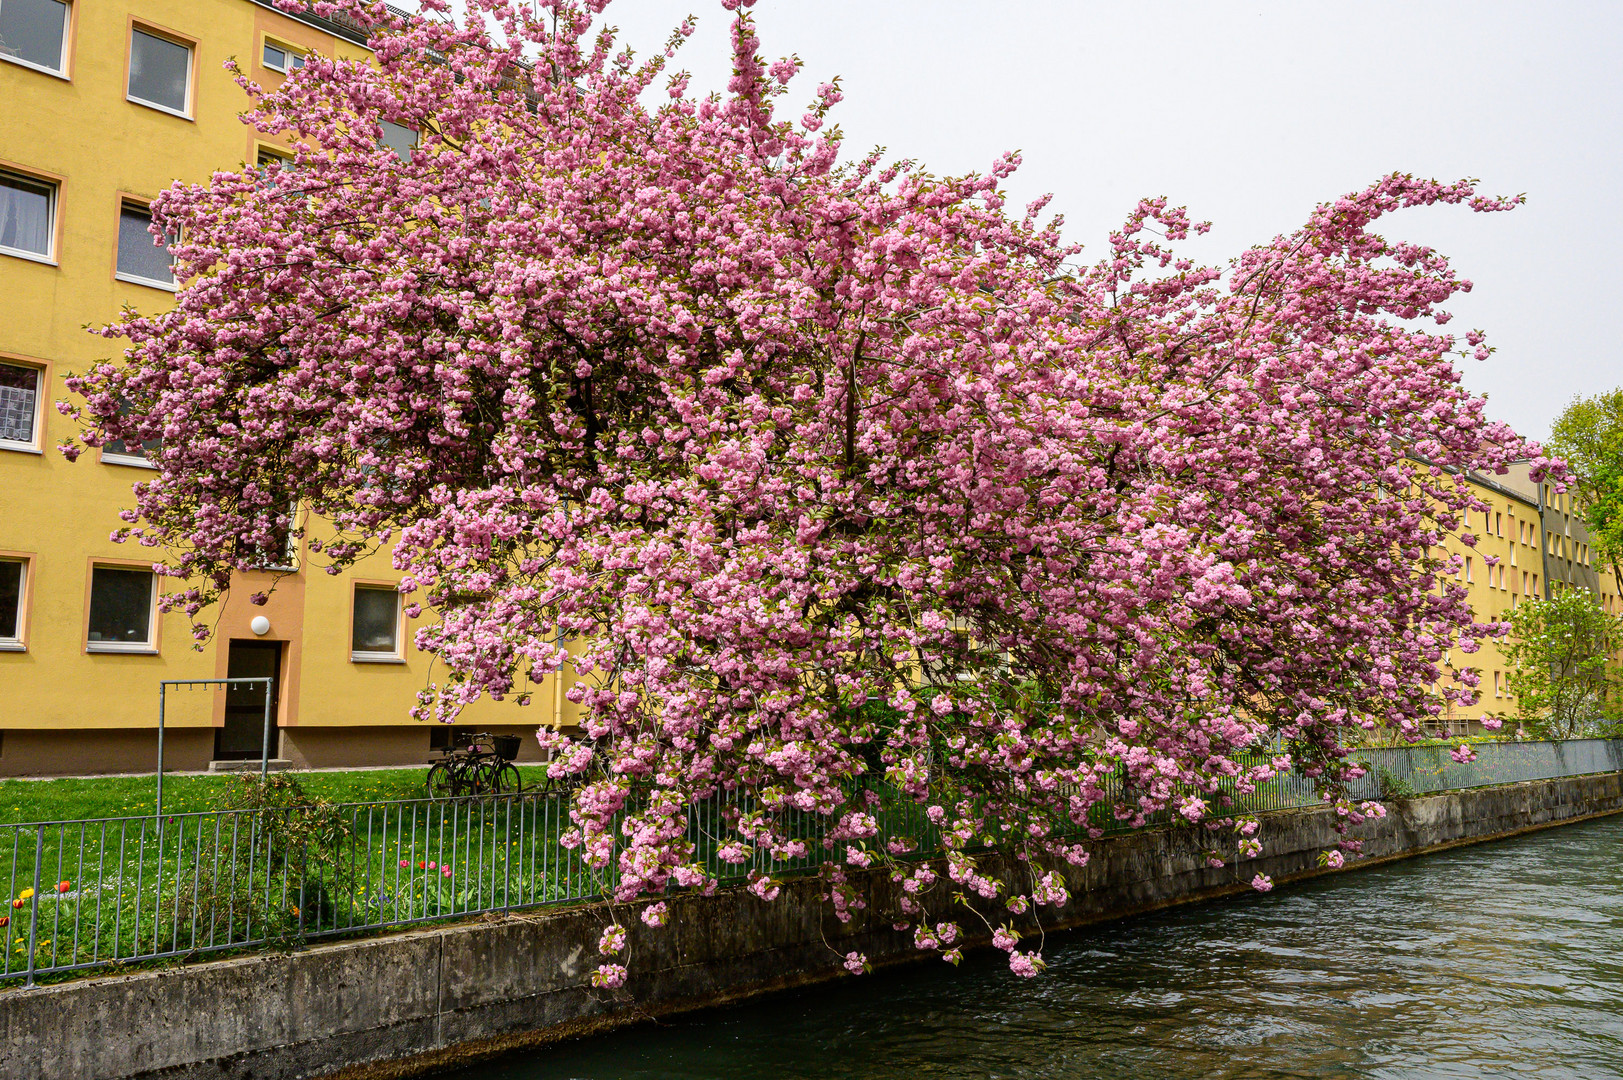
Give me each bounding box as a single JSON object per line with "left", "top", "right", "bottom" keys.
{"left": 5, "top": 772, "right": 1620, "bottom": 1080}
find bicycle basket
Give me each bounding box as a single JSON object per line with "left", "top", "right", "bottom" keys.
{"left": 491, "top": 734, "right": 522, "bottom": 761}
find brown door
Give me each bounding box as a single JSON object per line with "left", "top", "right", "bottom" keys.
{"left": 218, "top": 640, "right": 281, "bottom": 760}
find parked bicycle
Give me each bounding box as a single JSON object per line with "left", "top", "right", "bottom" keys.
{"left": 426, "top": 732, "right": 523, "bottom": 798}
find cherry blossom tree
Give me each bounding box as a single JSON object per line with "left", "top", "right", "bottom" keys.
{"left": 64, "top": 0, "right": 1551, "bottom": 978}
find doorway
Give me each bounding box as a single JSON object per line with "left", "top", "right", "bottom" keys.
{"left": 218, "top": 640, "right": 282, "bottom": 761}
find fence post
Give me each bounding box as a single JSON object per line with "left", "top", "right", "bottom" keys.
{"left": 260, "top": 678, "right": 274, "bottom": 779}
{"left": 296, "top": 837, "right": 307, "bottom": 945}
{"left": 24, "top": 825, "right": 43, "bottom": 987}
{"left": 156, "top": 684, "right": 166, "bottom": 823}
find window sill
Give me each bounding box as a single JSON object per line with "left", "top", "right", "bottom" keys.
{"left": 0, "top": 442, "right": 42, "bottom": 455}
{"left": 102, "top": 453, "right": 158, "bottom": 469}
{"left": 351, "top": 653, "right": 406, "bottom": 665}
{"left": 126, "top": 95, "right": 193, "bottom": 121}
{"left": 114, "top": 272, "right": 178, "bottom": 292}
{"left": 0, "top": 642, "right": 25, "bottom": 653}
{"left": 0, "top": 54, "right": 69, "bottom": 81}
{"left": 86, "top": 643, "right": 158, "bottom": 655}
{"left": 0, "top": 246, "right": 56, "bottom": 267}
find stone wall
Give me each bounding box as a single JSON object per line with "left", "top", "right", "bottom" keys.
{"left": 2, "top": 772, "right": 1619, "bottom": 1080}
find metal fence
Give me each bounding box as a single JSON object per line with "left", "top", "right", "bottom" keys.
{"left": 0, "top": 738, "right": 1617, "bottom": 986}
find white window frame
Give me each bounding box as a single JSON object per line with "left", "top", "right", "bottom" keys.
{"left": 101, "top": 445, "right": 157, "bottom": 468}
{"left": 379, "top": 121, "right": 417, "bottom": 161}
{"left": 350, "top": 584, "right": 404, "bottom": 663}
{"left": 0, "top": 0, "right": 71, "bottom": 79}
{"left": 126, "top": 25, "right": 193, "bottom": 119}
{"left": 85, "top": 564, "right": 158, "bottom": 654}
{"left": 261, "top": 39, "right": 304, "bottom": 74}
{"left": 114, "top": 200, "right": 177, "bottom": 292}
{"left": 247, "top": 500, "right": 299, "bottom": 572}
{"left": 0, "top": 359, "right": 45, "bottom": 454}
{"left": 0, "top": 168, "right": 57, "bottom": 265}
{"left": 100, "top": 395, "right": 159, "bottom": 468}
{"left": 0, "top": 556, "right": 27, "bottom": 651}
{"left": 257, "top": 146, "right": 293, "bottom": 168}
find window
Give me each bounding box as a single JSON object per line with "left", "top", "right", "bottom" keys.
{"left": 86, "top": 565, "right": 156, "bottom": 652}
{"left": 0, "top": 0, "right": 69, "bottom": 75}
{"left": 102, "top": 432, "right": 159, "bottom": 465}
{"left": 1465, "top": 557, "right": 1473, "bottom": 584}
{"left": 241, "top": 500, "right": 298, "bottom": 570}
{"left": 102, "top": 398, "right": 160, "bottom": 467}
{"left": 255, "top": 147, "right": 304, "bottom": 197}
{"left": 127, "top": 27, "right": 191, "bottom": 116}
{"left": 1493, "top": 671, "right": 1501, "bottom": 698}
{"left": 379, "top": 121, "right": 416, "bottom": 161}
{"left": 1532, "top": 574, "right": 1539, "bottom": 598}
{"left": 1494, "top": 512, "right": 1502, "bottom": 537}
{"left": 351, "top": 585, "right": 401, "bottom": 660}
{"left": 0, "top": 170, "right": 55, "bottom": 261}
{"left": 262, "top": 40, "right": 303, "bottom": 73}
{"left": 115, "top": 202, "right": 175, "bottom": 289}
{"left": 1521, "top": 571, "right": 1528, "bottom": 595}
{"left": 0, "top": 558, "right": 24, "bottom": 650}
{"left": 0, "top": 361, "right": 41, "bottom": 451}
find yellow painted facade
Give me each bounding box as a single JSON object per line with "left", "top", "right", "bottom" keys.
{"left": 1, "top": 1, "right": 1617, "bottom": 773}
{"left": 1433, "top": 469, "right": 1623, "bottom": 733}
{"left": 0, "top": 0, "right": 571, "bottom": 775}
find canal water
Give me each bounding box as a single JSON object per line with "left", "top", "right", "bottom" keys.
{"left": 447, "top": 815, "right": 1623, "bottom": 1079}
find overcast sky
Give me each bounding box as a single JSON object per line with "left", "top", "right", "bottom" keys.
{"left": 561, "top": 0, "right": 1621, "bottom": 444}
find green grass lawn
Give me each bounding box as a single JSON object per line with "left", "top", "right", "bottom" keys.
{"left": 0, "top": 767, "right": 558, "bottom": 826}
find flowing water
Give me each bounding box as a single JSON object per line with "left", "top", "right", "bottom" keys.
{"left": 445, "top": 814, "right": 1623, "bottom": 1080}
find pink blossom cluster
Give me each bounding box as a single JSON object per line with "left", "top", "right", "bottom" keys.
{"left": 63, "top": 0, "right": 1555, "bottom": 977}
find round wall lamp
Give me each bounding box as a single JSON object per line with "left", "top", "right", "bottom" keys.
{"left": 249, "top": 616, "right": 272, "bottom": 636}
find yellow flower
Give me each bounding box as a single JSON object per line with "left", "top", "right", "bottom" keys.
{"left": 18, "top": 889, "right": 33, "bottom": 901}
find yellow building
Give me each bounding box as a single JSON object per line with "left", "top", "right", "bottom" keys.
{"left": 1432, "top": 466, "right": 1623, "bottom": 734}
{"left": 2, "top": 1, "right": 1617, "bottom": 774}
{"left": 0, "top": 0, "right": 572, "bottom": 776}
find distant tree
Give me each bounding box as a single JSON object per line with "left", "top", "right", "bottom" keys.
{"left": 1502, "top": 590, "right": 1622, "bottom": 738}
{"left": 1547, "top": 389, "right": 1623, "bottom": 585}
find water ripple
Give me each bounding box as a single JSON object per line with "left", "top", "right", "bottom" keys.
{"left": 446, "top": 815, "right": 1623, "bottom": 1080}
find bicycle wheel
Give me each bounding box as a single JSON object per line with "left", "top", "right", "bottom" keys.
{"left": 464, "top": 760, "right": 499, "bottom": 797}
{"left": 426, "top": 761, "right": 458, "bottom": 799}
{"left": 491, "top": 762, "right": 522, "bottom": 795}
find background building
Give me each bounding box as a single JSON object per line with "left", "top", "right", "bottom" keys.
{"left": 1430, "top": 465, "right": 1623, "bottom": 735}
{"left": 0, "top": 0, "right": 573, "bottom": 776}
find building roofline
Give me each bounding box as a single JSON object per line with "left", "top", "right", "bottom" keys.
{"left": 1465, "top": 470, "right": 1541, "bottom": 512}
{"left": 245, "top": 0, "right": 412, "bottom": 50}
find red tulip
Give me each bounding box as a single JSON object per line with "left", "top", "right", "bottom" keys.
{"left": 56, "top": 881, "right": 70, "bottom": 894}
